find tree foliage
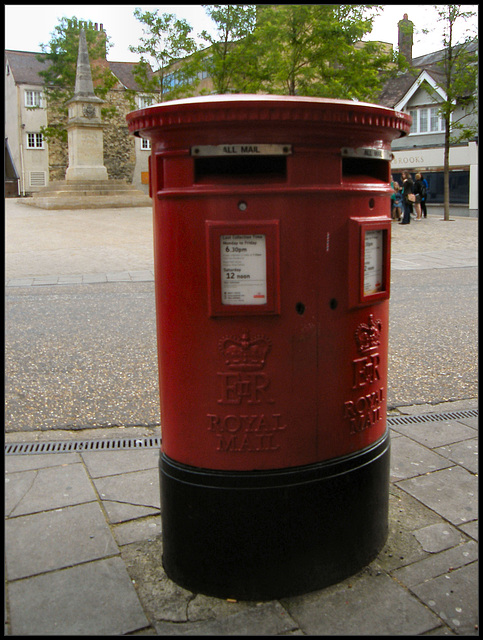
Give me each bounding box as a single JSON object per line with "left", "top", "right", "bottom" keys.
{"left": 433, "top": 5, "right": 478, "bottom": 142}
{"left": 199, "top": 4, "right": 406, "bottom": 100}
{"left": 129, "top": 8, "right": 200, "bottom": 102}
{"left": 198, "top": 4, "right": 257, "bottom": 94}
{"left": 131, "top": 4, "right": 406, "bottom": 101}
{"left": 428, "top": 5, "right": 478, "bottom": 219}
{"left": 250, "top": 4, "right": 399, "bottom": 99}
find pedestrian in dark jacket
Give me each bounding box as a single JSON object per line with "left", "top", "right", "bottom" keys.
{"left": 420, "top": 173, "right": 429, "bottom": 218}
{"left": 400, "top": 171, "right": 414, "bottom": 225}
{"left": 414, "top": 173, "right": 425, "bottom": 220}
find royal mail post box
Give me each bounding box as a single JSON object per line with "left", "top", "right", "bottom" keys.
{"left": 127, "top": 95, "right": 411, "bottom": 600}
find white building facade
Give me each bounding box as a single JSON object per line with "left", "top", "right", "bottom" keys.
{"left": 5, "top": 52, "right": 50, "bottom": 194}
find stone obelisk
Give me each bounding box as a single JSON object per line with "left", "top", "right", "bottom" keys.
{"left": 65, "top": 29, "right": 108, "bottom": 181}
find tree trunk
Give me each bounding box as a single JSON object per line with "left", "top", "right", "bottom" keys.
{"left": 443, "top": 118, "right": 451, "bottom": 220}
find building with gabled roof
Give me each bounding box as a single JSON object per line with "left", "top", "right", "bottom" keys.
{"left": 380, "top": 15, "right": 478, "bottom": 216}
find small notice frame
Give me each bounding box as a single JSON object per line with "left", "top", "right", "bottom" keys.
{"left": 206, "top": 220, "right": 280, "bottom": 316}
{"left": 349, "top": 217, "right": 391, "bottom": 308}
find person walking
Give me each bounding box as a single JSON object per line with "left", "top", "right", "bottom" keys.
{"left": 420, "top": 173, "right": 429, "bottom": 218}
{"left": 413, "top": 173, "right": 424, "bottom": 220}
{"left": 400, "top": 170, "right": 414, "bottom": 225}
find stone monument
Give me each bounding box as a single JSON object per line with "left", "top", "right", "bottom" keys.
{"left": 65, "top": 29, "right": 108, "bottom": 182}
{"left": 26, "top": 29, "right": 151, "bottom": 209}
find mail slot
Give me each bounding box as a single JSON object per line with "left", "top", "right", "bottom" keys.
{"left": 126, "top": 95, "right": 411, "bottom": 600}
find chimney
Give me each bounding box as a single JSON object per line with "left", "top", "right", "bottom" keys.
{"left": 398, "top": 13, "right": 414, "bottom": 66}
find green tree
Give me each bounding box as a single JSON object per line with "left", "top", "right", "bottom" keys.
{"left": 429, "top": 5, "right": 478, "bottom": 220}
{"left": 129, "top": 8, "right": 200, "bottom": 102}
{"left": 37, "top": 17, "right": 117, "bottom": 144}
{"left": 250, "top": 5, "right": 406, "bottom": 100}
{"left": 199, "top": 4, "right": 257, "bottom": 94}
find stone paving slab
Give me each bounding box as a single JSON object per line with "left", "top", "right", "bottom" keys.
{"left": 102, "top": 498, "right": 160, "bottom": 524}
{"left": 80, "top": 448, "right": 159, "bottom": 478}
{"left": 5, "top": 451, "right": 82, "bottom": 472}
{"left": 391, "top": 540, "right": 478, "bottom": 588}
{"left": 5, "top": 502, "right": 118, "bottom": 580}
{"left": 5, "top": 462, "right": 97, "bottom": 517}
{"left": 154, "top": 602, "right": 299, "bottom": 636}
{"left": 413, "top": 522, "right": 465, "bottom": 554}
{"left": 434, "top": 438, "right": 478, "bottom": 474}
{"left": 281, "top": 572, "right": 441, "bottom": 635}
{"left": 454, "top": 415, "right": 478, "bottom": 430}
{"left": 93, "top": 467, "right": 160, "bottom": 511}
{"left": 410, "top": 562, "right": 478, "bottom": 635}
{"left": 7, "top": 557, "right": 149, "bottom": 636}
{"left": 397, "top": 466, "right": 478, "bottom": 526}
{"left": 113, "top": 514, "right": 161, "bottom": 546}
{"left": 389, "top": 435, "right": 453, "bottom": 480}
{"left": 459, "top": 520, "right": 478, "bottom": 542}
{"left": 390, "top": 419, "right": 477, "bottom": 448}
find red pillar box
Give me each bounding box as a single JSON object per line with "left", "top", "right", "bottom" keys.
{"left": 126, "top": 96, "right": 411, "bottom": 600}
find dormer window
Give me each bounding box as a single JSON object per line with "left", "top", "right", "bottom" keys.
{"left": 409, "top": 106, "right": 445, "bottom": 134}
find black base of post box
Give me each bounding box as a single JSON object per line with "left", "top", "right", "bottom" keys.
{"left": 159, "top": 432, "right": 390, "bottom": 601}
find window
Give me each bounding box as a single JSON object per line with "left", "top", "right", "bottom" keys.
{"left": 419, "top": 109, "right": 428, "bottom": 132}
{"left": 25, "top": 90, "right": 43, "bottom": 108}
{"left": 408, "top": 106, "right": 445, "bottom": 134}
{"left": 141, "top": 138, "right": 151, "bottom": 150}
{"left": 164, "top": 72, "right": 178, "bottom": 89}
{"left": 430, "top": 107, "right": 441, "bottom": 132}
{"left": 139, "top": 95, "right": 154, "bottom": 109}
{"left": 391, "top": 170, "right": 469, "bottom": 205}
{"left": 27, "top": 133, "right": 44, "bottom": 149}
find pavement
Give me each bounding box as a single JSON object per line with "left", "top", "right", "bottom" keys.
{"left": 4, "top": 197, "right": 478, "bottom": 635}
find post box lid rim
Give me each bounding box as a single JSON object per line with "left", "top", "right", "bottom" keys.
{"left": 126, "top": 94, "right": 411, "bottom": 138}
{"left": 132, "top": 93, "right": 397, "bottom": 113}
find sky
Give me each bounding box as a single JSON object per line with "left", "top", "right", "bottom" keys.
{"left": 4, "top": 4, "right": 479, "bottom": 63}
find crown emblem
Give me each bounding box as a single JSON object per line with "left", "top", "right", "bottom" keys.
{"left": 355, "top": 314, "right": 382, "bottom": 353}
{"left": 219, "top": 331, "right": 271, "bottom": 371}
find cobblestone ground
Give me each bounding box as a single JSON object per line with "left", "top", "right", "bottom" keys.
{"left": 390, "top": 214, "right": 477, "bottom": 256}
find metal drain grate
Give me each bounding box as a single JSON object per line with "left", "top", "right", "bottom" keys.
{"left": 5, "top": 410, "right": 477, "bottom": 456}
{"left": 387, "top": 409, "right": 477, "bottom": 427}
{"left": 5, "top": 436, "right": 161, "bottom": 456}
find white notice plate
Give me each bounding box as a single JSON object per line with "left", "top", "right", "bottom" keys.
{"left": 364, "top": 229, "right": 384, "bottom": 295}
{"left": 192, "top": 144, "right": 291, "bottom": 156}
{"left": 221, "top": 235, "right": 267, "bottom": 305}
